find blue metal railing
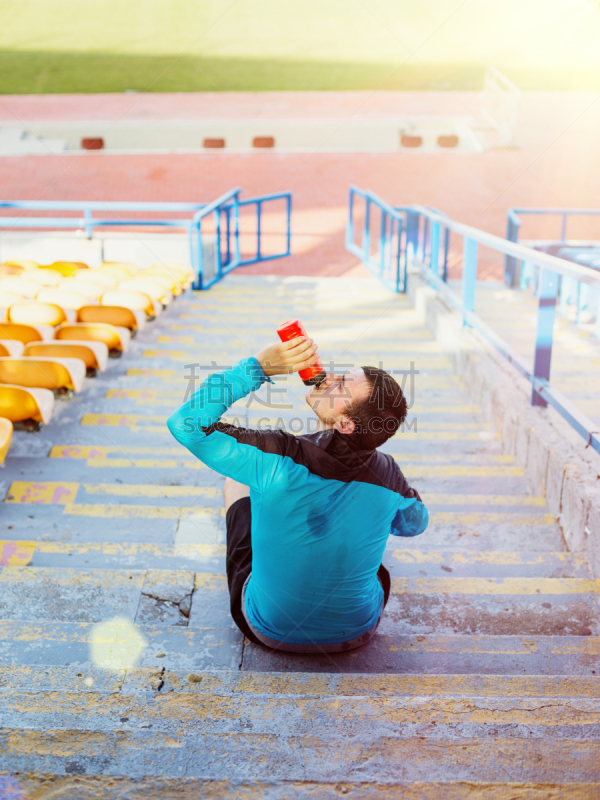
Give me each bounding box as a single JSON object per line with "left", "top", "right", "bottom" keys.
{"left": 0, "top": 189, "right": 292, "bottom": 290}
{"left": 505, "top": 207, "right": 600, "bottom": 286}
{"left": 346, "top": 187, "right": 600, "bottom": 456}
{"left": 346, "top": 186, "right": 405, "bottom": 292}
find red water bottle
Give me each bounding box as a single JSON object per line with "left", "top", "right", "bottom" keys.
{"left": 277, "top": 319, "right": 326, "bottom": 386}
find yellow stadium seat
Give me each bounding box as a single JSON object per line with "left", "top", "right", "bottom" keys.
{"left": 23, "top": 340, "right": 108, "bottom": 374}
{"left": 0, "top": 264, "right": 24, "bottom": 277}
{"left": 26, "top": 269, "right": 63, "bottom": 287}
{"left": 101, "top": 289, "right": 155, "bottom": 318}
{"left": 150, "top": 260, "right": 193, "bottom": 281}
{"left": 102, "top": 261, "right": 139, "bottom": 276}
{"left": 79, "top": 269, "right": 120, "bottom": 288}
{"left": 36, "top": 288, "right": 90, "bottom": 311}
{"left": 59, "top": 278, "right": 105, "bottom": 300}
{"left": 0, "top": 277, "right": 42, "bottom": 298}
{"left": 144, "top": 267, "right": 183, "bottom": 295}
{"left": 0, "top": 356, "right": 86, "bottom": 393}
{"left": 0, "top": 340, "right": 24, "bottom": 357}
{"left": 0, "top": 290, "right": 26, "bottom": 315}
{"left": 0, "top": 322, "right": 53, "bottom": 344}
{"left": 77, "top": 305, "right": 142, "bottom": 332}
{"left": 8, "top": 302, "right": 67, "bottom": 327}
{"left": 4, "top": 260, "right": 40, "bottom": 271}
{"left": 0, "top": 384, "right": 54, "bottom": 427}
{"left": 42, "top": 262, "right": 87, "bottom": 277}
{"left": 118, "top": 277, "right": 173, "bottom": 305}
{"left": 55, "top": 322, "right": 130, "bottom": 355}
{"left": 0, "top": 417, "right": 12, "bottom": 463}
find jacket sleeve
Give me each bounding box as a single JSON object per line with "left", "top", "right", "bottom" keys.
{"left": 166, "top": 357, "right": 282, "bottom": 490}
{"left": 390, "top": 467, "right": 428, "bottom": 537}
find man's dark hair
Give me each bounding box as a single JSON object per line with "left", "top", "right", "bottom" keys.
{"left": 345, "top": 366, "right": 408, "bottom": 450}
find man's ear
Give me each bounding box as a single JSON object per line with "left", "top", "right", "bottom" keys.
{"left": 334, "top": 416, "right": 355, "bottom": 435}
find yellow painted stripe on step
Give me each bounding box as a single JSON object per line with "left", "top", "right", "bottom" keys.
{"left": 62, "top": 504, "right": 219, "bottom": 519}
{"left": 423, "top": 494, "right": 545, "bottom": 506}
{"left": 429, "top": 512, "right": 555, "bottom": 526}
{"left": 106, "top": 389, "right": 164, "bottom": 400}
{"left": 194, "top": 573, "right": 227, "bottom": 590}
{"left": 410, "top": 405, "right": 480, "bottom": 414}
{"left": 143, "top": 349, "right": 187, "bottom": 358}
{"left": 387, "top": 454, "right": 516, "bottom": 464}
{"left": 51, "top": 446, "right": 187, "bottom": 457}
{"left": 85, "top": 458, "right": 205, "bottom": 469}
{"left": 50, "top": 445, "right": 109, "bottom": 459}
{"left": 80, "top": 414, "right": 167, "bottom": 427}
{"left": 389, "top": 550, "right": 586, "bottom": 567}
{"left": 27, "top": 541, "right": 225, "bottom": 559}
{"left": 127, "top": 368, "right": 177, "bottom": 378}
{"left": 385, "top": 635, "right": 600, "bottom": 656}
{"left": 83, "top": 484, "right": 220, "bottom": 498}
{"left": 0, "top": 567, "right": 145, "bottom": 588}
{"left": 391, "top": 577, "right": 600, "bottom": 594}
{"left": 397, "top": 465, "right": 524, "bottom": 477}
{"left": 156, "top": 336, "right": 194, "bottom": 343}
{"left": 5, "top": 482, "right": 79, "bottom": 504}
{"left": 0, "top": 541, "right": 36, "bottom": 566}
{"left": 126, "top": 669, "right": 600, "bottom": 699}
{"left": 6, "top": 691, "right": 600, "bottom": 728}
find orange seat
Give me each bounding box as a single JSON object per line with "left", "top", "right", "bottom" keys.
{"left": 36, "top": 288, "right": 90, "bottom": 311}
{"left": 101, "top": 289, "right": 155, "bottom": 318}
{"left": 59, "top": 277, "right": 105, "bottom": 300}
{"left": 0, "top": 357, "right": 86, "bottom": 393}
{"left": 0, "top": 322, "right": 52, "bottom": 344}
{"left": 55, "top": 322, "right": 130, "bottom": 354}
{"left": 118, "top": 277, "right": 173, "bottom": 305}
{"left": 23, "top": 340, "right": 108, "bottom": 374}
{"left": 77, "top": 305, "right": 142, "bottom": 331}
{"left": 42, "top": 261, "right": 87, "bottom": 277}
{"left": 0, "top": 264, "right": 24, "bottom": 277}
{"left": 0, "top": 384, "right": 54, "bottom": 425}
{"left": 4, "top": 260, "right": 40, "bottom": 270}
{"left": 0, "top": 340, "right": 24, "bottom": 357}
{"left": 8, "top": 302, "right": 67, "bottom": 327}
{"left": 0, "top": 417, "right": 12, "bottom": 463}
{"left": 0, "top": 277, "right": 42, "bottom": 298}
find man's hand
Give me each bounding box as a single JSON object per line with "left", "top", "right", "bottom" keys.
{"left": 255, "top": 336, "right": 318, "bottom": 378}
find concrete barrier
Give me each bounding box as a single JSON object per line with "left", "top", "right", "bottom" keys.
{"left": 408, "top": 273, "right": 600, "bottom": 576}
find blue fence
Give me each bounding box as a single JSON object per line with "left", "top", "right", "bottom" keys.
{"left": 346, "top": 187, "right": 600, "bottom": 456}
{"left": 0, "top": 188, "right": 292, "bottom": 290}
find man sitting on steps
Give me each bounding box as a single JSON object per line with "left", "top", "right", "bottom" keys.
{"left": 167, "top": 334, "right": 428, "bottom": 653}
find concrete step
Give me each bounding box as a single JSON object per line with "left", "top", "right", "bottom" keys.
{"left": 1, "top": 727, "right": 599, "bottom": 782}
{"left": 3, "top": 540, "right": 587, "bottom": 577}
{"left": 1, "top": 617, "right": 597, "bottom": 675}
{"left": 4, "top": 775, "right": 600, "bottom": 799}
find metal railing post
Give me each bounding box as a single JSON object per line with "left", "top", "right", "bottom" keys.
{"left": 462, "top": 237, "right": 478, "bottom": 324}
{"left": 532, "top": 268, "right": 559, "bottom": 407}
{"left": 442, "top": 226, "right": 449, "bottom": 282}
{"left": 84, "top": 208, "right": 93, "bottom": 239}
{"left": 256, "top": 201, "right": 262, "bottom": 261}
{"left": 363, "top": 197, "right": 371, "bottom": 265}
{"left": 429, "top": 221, "right": 441, "bottom": 287}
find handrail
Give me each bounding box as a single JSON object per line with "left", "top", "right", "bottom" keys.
{"left": 504, "top": 207, "right": 600, "bottom": 285}
{"left": 0, "top": 187, "right": 292, "bottom": 290}
{"left": 412, "top": 205, "right": 600, "bottom": 286}
{"left": 346, "top": 187, "right": 600, "bottom": 456}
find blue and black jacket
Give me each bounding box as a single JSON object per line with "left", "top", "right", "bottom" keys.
{"left": 167, "top": 357, "right": 428, "bottom": 646}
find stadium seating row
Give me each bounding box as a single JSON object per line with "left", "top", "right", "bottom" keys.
{"left": 0, "top": 259, "right": 192, "bottom": 450}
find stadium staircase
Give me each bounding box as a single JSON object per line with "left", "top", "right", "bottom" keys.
{"left": 0, "top": 274, "right": 598, "bottom": 799}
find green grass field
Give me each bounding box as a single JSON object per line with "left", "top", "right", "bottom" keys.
{"left": 0, "top": 0, "right": 599, "bottom": 93}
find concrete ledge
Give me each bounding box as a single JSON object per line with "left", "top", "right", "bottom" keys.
{"left": 407, "top": 273, "right": 600, "bottom": 576}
